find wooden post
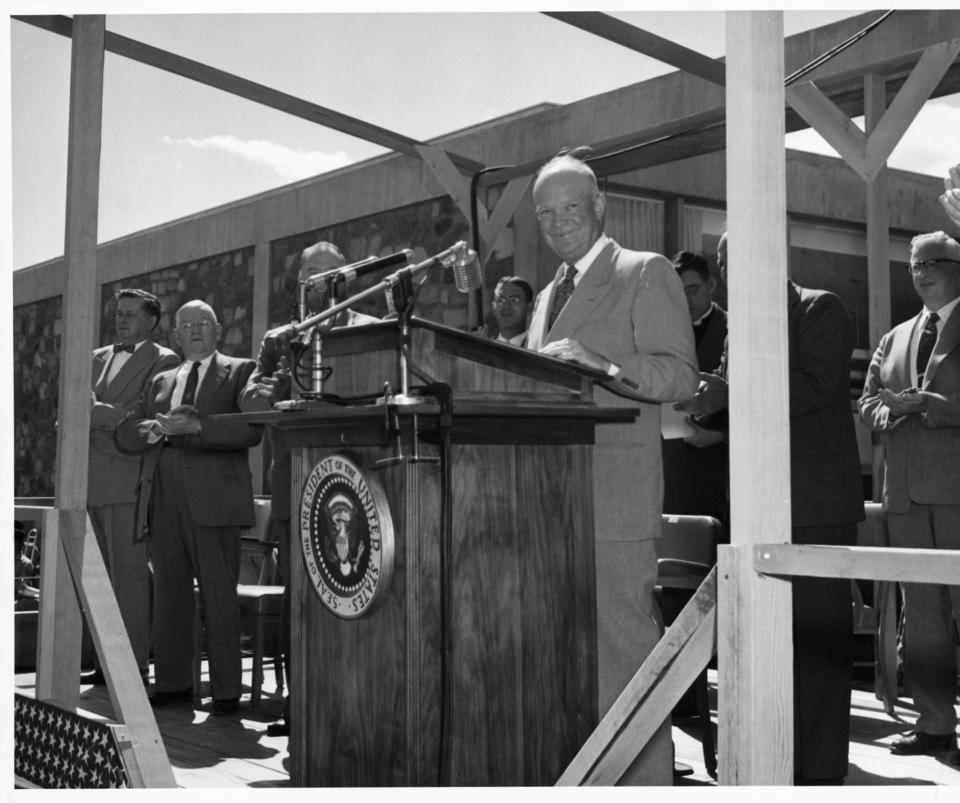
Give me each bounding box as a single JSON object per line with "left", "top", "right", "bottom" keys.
{"left": 38, "top": 14, "right": 106, "bottom": 709}
{"left": 720, "top": 10, "right": 794, "bottom": 785}
{"left": 864, "top": 73, "right": 891, "bottom": 349}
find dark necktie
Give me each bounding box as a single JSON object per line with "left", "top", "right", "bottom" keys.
{"left": 549, "top": 264, "right": 578, "bottom": 329}
{"left": 916, "top": 312, "right": 939, "bottom": 384}
{"left": 113, "top": 343, "right": 135, "bottom": 354}
{"left": 180, "top": 361, "right": 200, "bottom": 407}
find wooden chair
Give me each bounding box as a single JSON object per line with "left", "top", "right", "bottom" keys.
{"left": 193, "top": 498, "right": 284, "bottom": 707}
{"left": 655, "top": 514, "right": 721, "bottom": 779}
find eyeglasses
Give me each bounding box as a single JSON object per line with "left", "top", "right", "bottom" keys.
{"left": 907, "top": 259, "right": 960, "bottom": 274}
{"left": 493, "top": 294, "right": 526, "bottom": 306}
{"left": 177, "top": 320, "right": 216, "bottom": 332}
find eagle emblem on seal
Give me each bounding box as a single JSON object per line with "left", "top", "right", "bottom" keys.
{"left": 322, "top": 493, "right": 366, "bottom": 577}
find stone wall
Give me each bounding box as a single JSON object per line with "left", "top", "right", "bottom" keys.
{"left": 100, "top": 246, "right": 256, "bottom": 356}
{"left": 13, "top": 296, "right": 62, "bottom": 497}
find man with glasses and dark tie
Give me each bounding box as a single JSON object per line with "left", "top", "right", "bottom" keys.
{"left": 860, "top": 230, "right": 960, "bottom": 761}
{"left": 118, "top": 300, "right": 262, "bottom": 715}
{"left": 87, "top": 288, "right": 179, "bottom": 685}
{"left": 487, "top": 275, "right": 534, "bottom": 347}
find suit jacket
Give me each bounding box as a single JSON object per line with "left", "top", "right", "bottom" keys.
{"left": 694, "top": 303, "right": 728, "bottom": 373}
{"left": 787, "top": 282, "right": 864, "bottom": 527}
{"left": 117, "top": 351, "right": 262, "bottom": 531}
{"left": 88, "top": 341, "right": 179, "bottom": 506}
{"left": 238, "top": 310, "right": 380, "bottom": 520}
{"left": 527, "top": 239, "right": 699, "bottom": 541}
{"left": 858, "top": 303, "right": 960, "bottom": 512}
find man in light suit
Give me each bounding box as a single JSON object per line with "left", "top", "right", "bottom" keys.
{"left": 526, "top": 152, "right": 699, "bottom": 785}
{"left": 118, "top": 300, "right": 262, "bottom": 715}
{"left": 87, "top": 288, "right": 179, "bottom": 682}
{"left": 859, "top": 230, "right": 960, "bottom": 758}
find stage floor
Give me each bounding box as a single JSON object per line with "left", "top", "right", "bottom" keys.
{"left": 13, "top": 661, "right": 960, "bottom": 788}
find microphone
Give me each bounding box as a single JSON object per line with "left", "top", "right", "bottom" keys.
{"left": 304, "top": 249, "right": 414, "bottom": 288}
{"left": 450, "top": 247, "right": 483, "bottom": 293}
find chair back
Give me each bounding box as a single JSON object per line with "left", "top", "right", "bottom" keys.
{"left": 857, "top": 501, "right": 888, "bottom": 547}
{"left": 658, "top": 515, "right": 720, "bottom": 565}
{"left": 238, "top": 498, "right": 276, "bottom": 585}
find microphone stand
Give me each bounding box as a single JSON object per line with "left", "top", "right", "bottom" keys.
{"left": 288, "top": 241, "right": 468, "bottom": 406}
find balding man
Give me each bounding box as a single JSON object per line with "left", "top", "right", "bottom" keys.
{"left": 118, "top": 300, "right": 262, "bottom": 715}
{"left": 860, "top": 230, "right": 960, "bottom": 759}
{"left": 239, "top": 240, "right": 378, "bottom": 736}
{"left": 526, "top": 152, "right": 699, "bottom": 785}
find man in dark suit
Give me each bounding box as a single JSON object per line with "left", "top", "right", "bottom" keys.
{"left": 681, "top": 231, "right": 864, "bottom": 784}
{"left": 88, "top": 288, "right": 179, "bottom": 682}
{"left": 118, "top": 300, "right": 261, "bottom": 714}
{"left": 859, "top": 230, "right": 960, "bottom": 758}
{"left": 525, "top": 152, "right": 699, "bottom": 785}
{"left": 485, "top": 276, "right": 534, "bottom": 347}
{"left": 661, "top": 252, "right": 729, "bottom": 527}
{"left": 240, "top": 240, "right": 377, "bottom": 736}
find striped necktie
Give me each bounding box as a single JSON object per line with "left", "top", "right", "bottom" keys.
{"left": 548, "top": 264, "right": 578, "bottom": 329}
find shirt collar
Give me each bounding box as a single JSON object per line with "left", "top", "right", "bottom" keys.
{"left": 182, "top": 352, "right": 216, "bottom": 370}
{"left": 692, "top": 302, "right": 716, "bottom": 328}
{"left": 926, "top": 295, "right": 960, "bottom": 326}
{"left": 569, "top": 233, "right": 611, "bottom": 280}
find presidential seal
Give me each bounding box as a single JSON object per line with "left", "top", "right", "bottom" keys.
{"left": 299, "top": 452, "right": 395, "bottom": 618}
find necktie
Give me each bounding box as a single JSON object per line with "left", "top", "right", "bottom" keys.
{"left": 916, "top": 312, "right": 939, "bottom": 384}
{"left": 113, "top": 343, "right": 135, "bottom": 354}
{"left": 180, "top": 361, "right": 200, "bottom": 407}
{"left": 548, "top": 264, "right": 578, "bottom": 329}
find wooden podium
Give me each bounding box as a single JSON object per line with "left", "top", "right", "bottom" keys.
{"left": 262, "top": 318, "right": 636, "bottom": 786}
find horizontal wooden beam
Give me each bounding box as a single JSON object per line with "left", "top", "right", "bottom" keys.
{"left": 755, "top": 544, "right": 960, "bottom": 585}
{"left": 13, "top": 14, "right": 485, "bottom": 176}
{"left": 543, "top": 11, "right": 726, "bottom": 87}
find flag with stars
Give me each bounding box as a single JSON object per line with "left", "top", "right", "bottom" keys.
{"left": 14, "top": 694, "right": 130, "bottom": 788}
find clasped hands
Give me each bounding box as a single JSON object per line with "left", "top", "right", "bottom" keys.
{"left": 139, "top": 404, "right": 202, "bottom": 440}
{"left": 878, "top": 387, "right": 928, "bottom": 418}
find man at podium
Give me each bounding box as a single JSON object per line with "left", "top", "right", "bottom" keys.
{"left": 526, "top": 151, "right": 699, "bottom": 785}
{"left": 240, "top": 240, "right": 378, "bottom": 737}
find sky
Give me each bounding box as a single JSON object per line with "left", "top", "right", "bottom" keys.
{"left": 6, "top": 3, "right": 960, "bottom": 271}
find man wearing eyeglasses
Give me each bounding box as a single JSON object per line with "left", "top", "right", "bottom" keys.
{"left": 859, "top": 230, "right": 960, "bottom": 761}
{"left": 118, "top": 299, "right": 262, "bottom": 716}
{"left": 488, "top": 276, "right": 534, "bottom": 347}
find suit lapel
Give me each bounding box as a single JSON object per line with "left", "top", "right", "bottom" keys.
{"left": 889, "top": 314, "right": 922, "bottom": 390}
{"left": 548, "top": 241, "right": 617, "bottom": 341}
{"left": 93, "top": 349, "right": 112, "bottom": 395}
{"left": 194, "top": 352, "right": 227, "bottom": 413}
{"left": 923, "top": 307, "right": 960, "bottom": 388}
{"left": 103, "top": 343, "right": 156, "bottom": 400}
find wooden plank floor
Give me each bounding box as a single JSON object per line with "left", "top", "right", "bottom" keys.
{"left": 14, "top": 662, "right": 960, "bottom": 788}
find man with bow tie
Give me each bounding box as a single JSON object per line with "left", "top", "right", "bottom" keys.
{"left": 859, "top": 230, "right": 960, "bottom": 760}
{"left": 87, "top": 288, "right": 179, "bottom": 683}
{"left": 525, "top": 151, "right": 698, "bottom": 785}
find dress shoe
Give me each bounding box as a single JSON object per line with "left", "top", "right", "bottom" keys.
{"left": 148, "top": 687, "right": 194, "bottom": 708}
{"left": 266, "top": 719, "right": 289, "bottom": 737}
{"left": 211, "top": 697, "right": 240, "bottom": 716}
{"left": 80, "top": 668, "right": 106, "bottom": 686}
{"left": 889, "top": 731, "right": 957, "bottom": 756}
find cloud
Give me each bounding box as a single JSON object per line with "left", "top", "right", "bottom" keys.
{"left": 161, "top": 134, "right": 352, "bottom": 181}
{"left": 785, "top": 95, "right": 960, "bottom": 180}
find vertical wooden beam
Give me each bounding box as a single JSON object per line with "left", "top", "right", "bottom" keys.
{"left": 721, "top": 10, "right": 794, "bottom": 785}
{"left": 39, "top": 14, "right": 106, "bottom": 709}
{"left": 249, "top": 240, "right": 271, "bottom": 493}
{"left": 864, "top": 73, "right": 891, "bottom": 348}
